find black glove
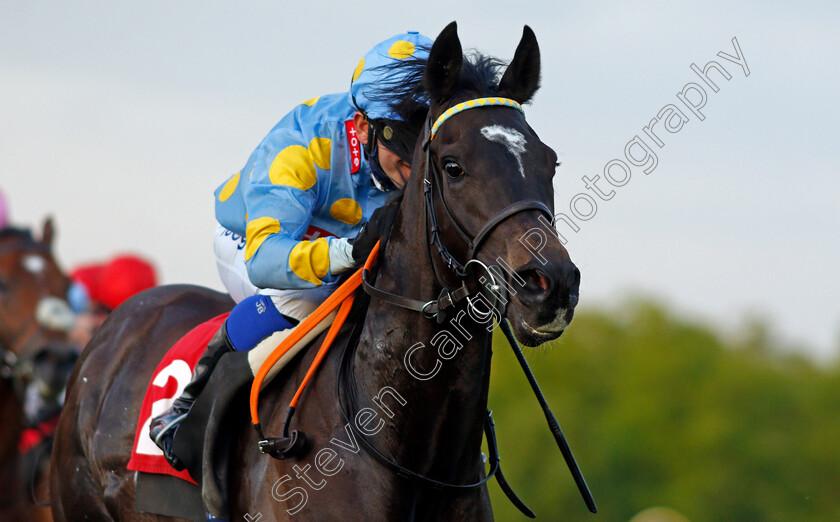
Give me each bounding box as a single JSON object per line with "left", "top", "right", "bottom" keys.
{"left": 351, "top": 201, "right": 400, "bottom": 264}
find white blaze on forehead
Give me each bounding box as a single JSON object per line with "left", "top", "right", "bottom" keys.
{"left": 480, "top": 125, "right": 528, "bottom": 178}
{"left": 23, "top": 255, "right": 46, "bottom": 274}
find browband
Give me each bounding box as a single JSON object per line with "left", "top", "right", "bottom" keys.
{"left": 429, "top": 97, "right": 523, "bottom": 140}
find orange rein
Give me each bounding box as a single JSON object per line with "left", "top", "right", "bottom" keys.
{"left": 249, "top": 240, "right": 380, "bottom": 426}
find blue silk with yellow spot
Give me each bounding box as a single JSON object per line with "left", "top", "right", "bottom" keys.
{"left": 214, "top": 31, "right": 431, "bottom": 291}
{"left": 214, "top": 93, "right": 387, "bottom": 289}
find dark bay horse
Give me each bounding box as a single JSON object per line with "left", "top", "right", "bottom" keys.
{"left": 52, "top": 22, "right": 580, "bottom": 520}
{"left": 0, "top": 219, "right": 76, "bottom": 521}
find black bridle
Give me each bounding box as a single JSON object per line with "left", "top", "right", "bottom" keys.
{"left": 0, "top": 237, "right": 72, "bottom": 509}
{"left": 258, "top": 100, "right": 596, "bottom": 516}
{"left": 362, "top": 112, "right": 553, "bottom": 325}
{"left": 352, "top": 102, "right": 598, "bottom": 515}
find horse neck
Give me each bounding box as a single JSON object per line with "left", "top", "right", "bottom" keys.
{"left": 352, "top": 187, "right": 493, "bottom": 484}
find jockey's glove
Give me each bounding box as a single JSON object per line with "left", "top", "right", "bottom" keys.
{"left": 328, "top": 238, "right": 355, "bottom": 274}
{"left": 350, "top": 201, "right": 400, "bottom": 265}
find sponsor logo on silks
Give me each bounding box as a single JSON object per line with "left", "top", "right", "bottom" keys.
{"left": 302, "top": 225, "right": 338, "bottom": 241}
{"left": 256, "top": 299, "right": 266, "bottom": 314}
{"left": 223, "top": 229, "right": 247, "bottom": 251}
{"left": 345, "top": 120, "right": 361, "bottom": 174}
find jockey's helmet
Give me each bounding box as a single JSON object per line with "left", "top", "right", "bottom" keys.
{"left": 350, "top": 31, "right": 432, "bottom": 169}
{"left": 72, "top": 255, "right": 158, "bottom": 311}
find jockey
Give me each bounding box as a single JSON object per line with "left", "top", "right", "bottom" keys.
{"left": 70, "top": 255, "right": 158, "bottom": 313}
{"left": 68, "top": 255, "right": 158, "bottom": 348}
{"left": 150, "top": 31, "right": 433, "bottom": 467}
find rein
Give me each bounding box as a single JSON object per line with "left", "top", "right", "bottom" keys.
{"left": 250, "top": 97, "right": 596, "bottom": 516}
{"left": 250, "top": 243, "right": 535, "bottom": 516}
{"left": 250, "top": 242, "right": 383, "bottom": 457}
{"left": 362, "top": 97, "right": 596, "bottom": 513}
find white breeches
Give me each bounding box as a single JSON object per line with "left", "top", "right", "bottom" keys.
{"left": 213, "top": 224, "right": 335, "bottom": 321}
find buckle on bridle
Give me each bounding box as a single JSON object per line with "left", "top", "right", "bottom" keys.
{"left": 420, "top": 300, "right": 438, "bottom": 320}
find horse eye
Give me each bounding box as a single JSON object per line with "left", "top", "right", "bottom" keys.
{"left": 443, "top": 160, "right": 464, "bottom": 179}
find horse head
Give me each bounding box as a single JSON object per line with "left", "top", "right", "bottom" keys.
{"left": 332, "top": 24, "right": 588, "bottom": 517}
{"left": 406, "top": 22, "right": 579, "bottom": 346}
{"left": 0, "top": 219, "right": 76, "bottom": 400}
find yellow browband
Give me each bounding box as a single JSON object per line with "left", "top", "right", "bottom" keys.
{"left": 430, "top": 97, "right": 524, "bottom": 141}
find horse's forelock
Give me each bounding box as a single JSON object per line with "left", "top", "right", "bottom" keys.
{"left": 457, "top": 53, "right": 507, "bottom": 97}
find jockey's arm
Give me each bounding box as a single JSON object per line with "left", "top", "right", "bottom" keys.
{"left": 241, "top": 182, "right": 354, "bottom": 290}
{"left": 236, "top": 123, "right": 358, "bottom": 291}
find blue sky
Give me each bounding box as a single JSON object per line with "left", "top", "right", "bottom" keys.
{"left": 2, "top": 1, "right": 838, "bottom": 360}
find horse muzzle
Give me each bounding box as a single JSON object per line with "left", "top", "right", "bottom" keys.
{"left": 505, "top": 259, "right": 580, "bottom": 346}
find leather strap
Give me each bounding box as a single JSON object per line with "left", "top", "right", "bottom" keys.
{"left": 468, "top": 200, "right": 552, "bottom": 259}
{"left": 362, "top": 268, "right": 470, "bottom": 321}
{"left": 499, "top": 319, "right": 598, "bottom": 513}
{"left": 485, "top": 413, "right": 536, "bottom": 518}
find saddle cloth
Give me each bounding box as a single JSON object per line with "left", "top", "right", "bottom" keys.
{"left": 127, "top": 313, "right": 229, "bottom": 483}
{"left": 126, "top": 307, "right": 338, "bottom": 485}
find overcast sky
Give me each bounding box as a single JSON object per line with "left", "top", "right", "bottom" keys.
{"left": 2, "top": 1, "right": 838, "bottom": 361}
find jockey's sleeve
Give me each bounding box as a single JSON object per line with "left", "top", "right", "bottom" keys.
{"left": 239, "top": 122, "right": 352, "bottom": 290}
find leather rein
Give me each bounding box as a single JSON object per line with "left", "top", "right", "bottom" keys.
{"left": 353, "top": 100, "right": 597, "bottom": 515}
{"left": 252, "top": 98, "right": 597, "bottom": 516}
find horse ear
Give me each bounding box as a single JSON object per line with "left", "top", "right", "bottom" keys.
{"left": 424, "top": 21, "right": 463, "bottom": 103}
{"left": 499, "top": 25, "right": 541, "bottom": 104}
{"left": 42, "top": 216, "right": 55, "bottom": 247}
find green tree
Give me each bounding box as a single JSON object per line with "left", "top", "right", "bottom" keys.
{"left": 487, "top": 300, "right": 840, "bottom": 521}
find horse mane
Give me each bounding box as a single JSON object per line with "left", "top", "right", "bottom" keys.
{"left": 365, "top": 45, "right": 508, "bottom": 121}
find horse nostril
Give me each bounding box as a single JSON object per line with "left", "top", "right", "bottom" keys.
{"left": 516, "top": 267, "right": 554, "bottom": 296}
{"left": 534, "top": 271, "right": 549, "bottom": 291}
